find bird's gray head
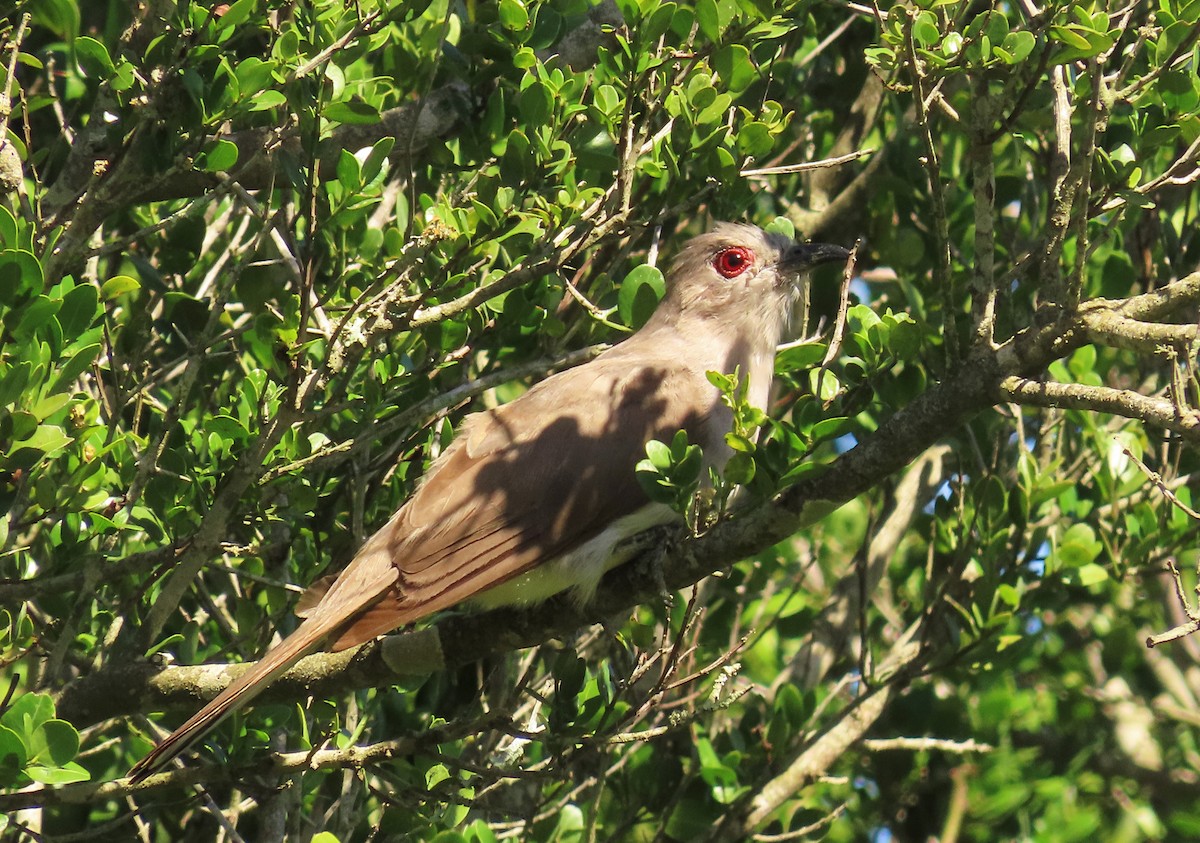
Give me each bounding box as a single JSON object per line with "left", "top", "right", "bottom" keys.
{"left": 657, "top": 222, "right": 849, "bottom": 336}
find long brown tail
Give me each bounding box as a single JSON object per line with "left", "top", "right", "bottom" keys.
{"left": 128, "top": 610, "right": 353, "bottom": 783}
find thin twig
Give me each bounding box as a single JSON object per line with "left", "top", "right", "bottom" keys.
{"left": 287, "top": 10, "right": 384, "bottom": 81}
{"left": 861, "top": 736, "right": 993, "bottom": 753}
{"left": 1121, "top": 446, "right": 1200, "bottom": 521}
{"left": 752, "top": 804, "right": 848, "bottom": 841}
{"left": 815, "top": 239, "right": 862, "bottom": 406}
{"left": 1146, "top": 558, "right": 1200, "bottom": 648}
{"left": 741, "top": 147, "right": 875, "bottom": 178}
{"left": 0, "top": 13, "right": 31, "bottom": 140}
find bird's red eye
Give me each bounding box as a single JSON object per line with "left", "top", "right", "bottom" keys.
{"left": 713, "top": 247, "right": 753, "bottom": 278}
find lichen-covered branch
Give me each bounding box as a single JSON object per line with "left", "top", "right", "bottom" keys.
{"left": 1000, "top": 377, "right": 1200, "bottom": 444}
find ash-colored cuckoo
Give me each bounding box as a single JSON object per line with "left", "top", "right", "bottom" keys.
{"left": 128, "top": 223, "right": 849, "bottom": 781}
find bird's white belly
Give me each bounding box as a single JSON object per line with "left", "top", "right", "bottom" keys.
{"left": 472, "top": 502, "right": 677, "bottom": 609}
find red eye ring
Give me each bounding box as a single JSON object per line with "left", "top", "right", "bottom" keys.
{"left": 713, "top": 246, "right": 753, "bottom": 278}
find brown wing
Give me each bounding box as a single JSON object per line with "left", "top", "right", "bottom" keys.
{"left": 315, "top": 354, "right": 719, "bottom": 650}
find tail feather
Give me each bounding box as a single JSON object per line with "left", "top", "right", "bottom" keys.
{"left": 129, "top": 546, "right": 400, "bottom": 782}
{"left": 128, "top": 611, "right": 350, "bottom": 783}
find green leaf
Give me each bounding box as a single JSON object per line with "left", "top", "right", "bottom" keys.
{"left": 1050, "top": 24, "right": 1114, "bottom": 63}
{"left": 215, "top": 0, "right": 256, "bottom": 30}
{"left": 696, "top": 0, "right": 722, "bottom": 42}
{"left": 30, "top": 0, "right": 80, "bottom": 40}
{"left": 249, "top": 89, "right": 287, "bottom": 112}
{"left": 1051, "top": 25, "right": 1090, "bottom": 51}
{"left": 808, "top": 368, "right": 840, "bottom": 402}
{"left": 50, "top": 343, "right": 102, "bottom": 393}
{"left": 110, "top": 60, "right": 135, "bottom": 91}
{"left": 58, "top": 283, "right": 99, "bottom": 338}
{"left": 14, "top": 296, "right": 62, "bottom": 340}
{"left": 10, "top": 424, "right": 73, "bottom": 458}
{"left": 646, "top": 438, "right": 673, "bottom": 470}
{"left": 776, "top": 342, "right": 826, "bottom": 373}
{"left": 764, "top": 216, "right": 795, "bottom": 239}
{"left": 724, "top": 432, "right": 755, "bottom": 453}
{"left": 0, "top": 724, "right": 28, "bottom": 784}
{"left": 724, "top": 451, "right": 755, "bottom": 485}
{"left": 982, "top": 9, "right": 1010, "bottom": 44}
{"left": 513, "top": 47, "right": 537, "bottom": 69}
{"left": 6, "top": 411, "right": 36, "bottom": 443}
{"left": 887, "top": 315, "right": 921, "bottom": 358}
{"left": 1061, "top": 522, "right": 1099, "bottom": 548}
{"left": 466, "top": 819, "right": 500, "bottom": 843}
{"left": 336, "top": 149, "right": 362, "bottom": 190}
{"left": 636, "top": 462, "right": 679, "bottom": 504}
{"left": 100, "top": 274, "right": 140, "bottom": 300}
{"left": 1001, "top": 30, "right": 1035, "bottom": 63}
{"left": 594, "top": 84, "right": 620, "bottom": 116}
{"left": 360, "top": 137, "right": 395, "bottom": 185}
{"left": 273, "top": 28, "right": 300, "bottom": 61}
{"left": 0, "top": 250, "right": 42, "bottom": 305}
{"left": 553, "top": 804, "right": 585, "bottom": 837}
{"left": 144, "top": 633, "right": 185, "bottom": 659}
{"left": 913, "top": 11, "right": 940, "bottom": 47}
{"left": 736, "top": 122, "right": 773, "bottom": 158}
{"left": 995, "top": 634, "right": 1022, "bottom": 652}
{"left": 810, "top": 416, "right": 852, "bottom": 441}
{"left": 498, "top": 0, "right": 530, "bottom": 30}
{"left": 24, "top": 763, "right": 90, "bottom": 784}
{"left": 3, "top": 692, "right": 55, "bottom": 736}
{"left": 618, "top": 264, "right": 665, "bottom": 328}
{"left": 674, "top": 444, "right": 703, "bottom": 485}
{"left": 234, "top": 57, "right": 277, "bottom": 95}
{"left": 997, "top": 584, "right": 1021, "bottom": 608}
{"left": 520, "top": 81, "right": 554, "bottom": 126}
{"left": 706, "top": 370, "right": 735, "bottom": 391}
{"left": 29, "top": 720, "right": 79, "bottom": 766}
{"left": 1067, "top": 344, "right": 1097, "bottom": 379}
{"left": 642, "top": 3, "right": 677, "bottom": 43}
{"left": 669, "top": 429, "right": 691, "bottom": 459}
{"left": 849, "top": 303, "right": 882, "bottom": 332}
{"left": 198, "top": 139, "right": 239, "bottom": 172}
{"left": 501, "top": 130, "right": 533, "bottom": 182}
{"left": 425, "top": 762, "right": 451, "bottom": 789}
{"left": 1054, "top": 523, "right": 1102, "bottom": 568}
{"left": 325, "top": 97, "right": 381, "bottom": 125}
{"left": 1156, "top": 20, "right": 1195, "bottom": 65}
{"left": 0, "top": 362, "right": 31, "bottom": 408}
{"left": 30, "top": 392, "right": 71, "bottom": 421}
{"left": 0, "top": 206, "right": 16, "bottom": 248}
{"left": 942, "top": 30, "right": 963, "bottom": 57}
{"left": 1064, "top": 563, "right": 1109, "bottom": 587}
{"left": 74, "top": 36, "right": 114, "bottom": 78}
{"left": 713, "top": 44, "right": 754, "bottom": 92}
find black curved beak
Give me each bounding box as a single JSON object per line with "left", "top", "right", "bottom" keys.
{"left": 784, "top": 241, "right": 851, "bottom": 270}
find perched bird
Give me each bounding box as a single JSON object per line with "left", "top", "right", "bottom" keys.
{"left": 129, "top": 222, "right": 848, "bottom": 781}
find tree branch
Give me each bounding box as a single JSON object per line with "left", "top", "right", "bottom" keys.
{"left": 999, "top": 377, "right": 1200, "bottom": 444}
{"left": 1081, "top": 308, "right": 1200, "bottom": 352}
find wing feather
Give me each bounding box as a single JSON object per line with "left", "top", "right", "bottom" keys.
{"left": 320, "top": 355, "right": 719, "bottom": 650}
